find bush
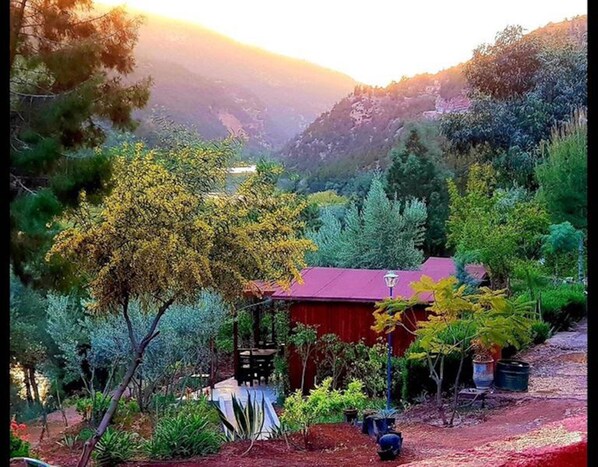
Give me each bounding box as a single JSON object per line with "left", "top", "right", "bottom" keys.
{"left": 400, "top": 339, "right": 474, "bottom": 402}
{"left": 76, "top": 393, "right": 112, "bottom": 425}
{"left": 145, "top": 398, "right": 223, "bottom": 459}
{"left": 530, "top": 320, "right": 552, "bottom": 344}
{"left": 93, "top": 428, "right": 139, "bottom": 466}
{"left": 519, "top": 283, "right": 586, "bottom": 331}
{"left": 538, "top": 284, "right": 586, "bottom": 331}
{"left": 10, "top": 422, "right": 30, "bottom": 457}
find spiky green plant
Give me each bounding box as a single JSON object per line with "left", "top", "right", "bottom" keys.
{"left": 93, "top": 428, "right": 139, "bottom": 466}
{"left": 217, "top": 391, "right": 267, "bottom": 441}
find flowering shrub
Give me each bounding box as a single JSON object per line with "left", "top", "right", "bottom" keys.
{"left": 10, "top": 420, "right": 30, "bottom": 457}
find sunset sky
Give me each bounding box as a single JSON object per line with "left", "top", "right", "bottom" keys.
{"left": 99, "top": 0, "right": 586, "bottom": 86}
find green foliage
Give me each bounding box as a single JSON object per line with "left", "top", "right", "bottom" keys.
{"left": 400, "top": 340, "right": 473, "bottom": 402}
{"left": 289, "top": 323, "right": 319, "bottom": 393}
{"left": 280, "top": 377, "right": 367, "bottom": 446}
{"left": 307, "top": 190, "right": 348, "bottom": 207}
{"left": 542, "top": 222, "right": 582, "bottom": 255}
{"left": 519, "top": 284, "right": 586, "bottom": 331}
{"left": 530, "top": 321, "right": 552, "bottom": 344}
{"left": 93, "top": 428, "right": 140, "bottom": 466}
{"left": 341, "top": 175, "right": 427, "bottom": 269}
{"left": 307, "top": 175, "right": 427, "bottom": 269}
{"left": 447, "top": 164, "right": 549, "bottom": 287}
{"left": 344, "top": 340, "right": 387, "bottom": 398}
{"left": 305, "top": 209, "right": 344, "bottom": 267}
{"left": 315, "top": 333, "right": 352, "bottom": 389}
{"left": 217, "top": 392, "right": 266, "bottom": 441}
{"left": 339, "top": 380, "right": 368, "bottom": 411}
{"left": 10, "top": 0, "right": 152, "bottom": 286}
{"left": 10, "top": 429, "right": 31, "bottom": 457}
{"left": 386, "top": 122, "right": 450, "bottom": 255}
{"left": 375, "top": 275, "right": 535, "bottom": 415}
{"left": 146, "top": 399, "right": 224, "bottom": 460}
{"left": 441, "top": 21, "right": 587, "bottom": 187}
{"left": 536, "top": 111, "right": 587, "bottom": 230}
{"left": 9, "top": 269, "right": 52, "bottom": 375}
{"left": 76, "top": 393, "right": 124, "bottom": 427}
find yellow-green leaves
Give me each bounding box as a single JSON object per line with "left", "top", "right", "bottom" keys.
{"left": 47, "top": 142, "right": 315, "bottom": 312}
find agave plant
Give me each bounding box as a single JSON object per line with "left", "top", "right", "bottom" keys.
{"left": 217, "top": 391, "right": 266, "bottom": 441}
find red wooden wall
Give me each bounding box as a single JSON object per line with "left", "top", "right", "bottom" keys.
{"left": 287, "top": 300, "right": 428, "bottom": 392}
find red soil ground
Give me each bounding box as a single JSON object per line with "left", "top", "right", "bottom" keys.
{"left": 25, "top": 320, "right": 587, "bottom": 466}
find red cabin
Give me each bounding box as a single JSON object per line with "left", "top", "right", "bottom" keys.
{"left": 239, "top": 257, "right": 487, "bottom": 392}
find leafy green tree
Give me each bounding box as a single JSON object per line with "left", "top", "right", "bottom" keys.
{"left": 10, "top": 0, "right": 151, "bottom": 288}
{"left": 10, "top": 270, "right": 50, "bottom": 407}
{"left": 340, "top": 176, "right": 427, "bottom": 269}
{"left": 373, "top": 275, "right": 534, "bottom": 425}
{"left": 47, "top": 291, "right": 228, "bottom": 412}
{"left": 289, "top": 323, "right": 319, "bottom": 394}
{"left": 541, "top": 222, "right": 583, "bottom": 279}
{"left": 447, "top": 164, "right": 549, "bottom": 289}
{"left": 305, "top": 209, "right": 344, "bottom": 267}
{"left": 47, "top": 143, "right": 314, "bottom": 465}
{"left": 385, "top": 123, "right": 450, "bottom": 255}
{"left": 441, "top": 21, "right": 587, "bottom": 187}
{"left": 535, "top": 110, "right": 587, "bottom": 231}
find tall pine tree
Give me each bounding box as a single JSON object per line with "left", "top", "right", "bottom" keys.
{"left": 10, "top": 0, "right": 151, "bottom": 288}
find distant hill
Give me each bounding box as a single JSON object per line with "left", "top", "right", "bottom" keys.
{"left": 278, "top": 65, "right": 468, "bottom": 176}
{"left": 127, "top": 12, "right": 357, "bottom": 153}
{"left": 278, "top": 15, "right": 586, "bottom": 180}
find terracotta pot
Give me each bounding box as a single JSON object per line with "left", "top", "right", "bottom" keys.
{"left": 490, "top": 344, "right": 502, "bottom": 375}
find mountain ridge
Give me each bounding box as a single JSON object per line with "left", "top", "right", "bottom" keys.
{"left": 123, "top": 10, "right": 358, "bottom": 152}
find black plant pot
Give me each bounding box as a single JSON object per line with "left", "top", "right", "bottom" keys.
{"left": 343, "top": 408, "right": 358, "bottom": 424}
{"left": 362, "top": 411, "right": 377, "bottom": 435}
{"left": 374, "top": 416, "right": 396, "bottom": 436}
{"left": 377, "top": 431, "right": 403, "bottom": 461}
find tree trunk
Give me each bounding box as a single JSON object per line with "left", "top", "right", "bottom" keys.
{"left": 28, "top": 366, "right": 41, "bottom": 405}
{"left": 449, "top": 352, "right": 466, "bottom": 427}
{"left": 77, "top": 348, "right": 145, "bottom": 467}
{"left": 300, "top": 357, "right": 307, "bottom": 395}
{"left": 77, "top": 297, "right": 174, "bottom": 467}
{"left": 56, "top": 386, "right": 69, "bottom": 427}
{"left": 9, "top": 0, "right": 27, "bottom": 72}
{"left": 578, "top": 236, "right": 584, "bottom": 283}
{"left": 23, "top": 366, "right": 33, "bottom": 404}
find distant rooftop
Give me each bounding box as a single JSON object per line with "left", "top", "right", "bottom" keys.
{"left": 263, "top": 257, "right": 487, "bottom": 303}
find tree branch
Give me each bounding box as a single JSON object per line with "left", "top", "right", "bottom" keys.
{"left": 122, "top": 294, "right": 137, "bottom": 351}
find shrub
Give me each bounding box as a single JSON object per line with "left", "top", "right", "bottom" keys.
{"left": 400, "top": 339, "right": 473, "bottom": 402}
{"left": 10, "top": 422, "right": 30, "bottom": 457}
{"left": 340, "top": 380, "right": 368, "bottom": 411}
{"left": 93, "top": 428, "right": 139, "bottom": 466}
{"left": 530, "top": 320, "right": 552, "bottom": 344}
{"left": 76, "top": 393, "right": 114, "bottom": 425}
{"left": 519, "top": 283, "right": 586, "bottom": 331}
{"left": 538, "top": 284, "right": 586, "bottom": 330}
{"left": 145, "top": 398, "right": 223, "bottom": 459}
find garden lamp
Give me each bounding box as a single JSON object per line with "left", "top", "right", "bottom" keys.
{"left": 383, "top": 270, "right": 398, "bottom": 411}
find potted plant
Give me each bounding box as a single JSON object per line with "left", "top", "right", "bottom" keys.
{"left": 340, "top": 380, "right": 367, "bottom": 425}
{"left": 373, "top": 408, "right": 398, "bottom": 436}
{"left": 472, "top": 339, "right": 494, "bottom": 389}
{"left": 362, "top": 409, "right": 378, "bottom": 435}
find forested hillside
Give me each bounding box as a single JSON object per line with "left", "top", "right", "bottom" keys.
{"left": 129, "top": 12, "right": 357, "bottom": 153}
{"left": 281, "top": 16, "right": 586, "bottom": 192}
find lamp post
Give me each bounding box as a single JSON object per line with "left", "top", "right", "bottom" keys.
{"left": 383, "top": 270, "right": 399, "bottom": 411}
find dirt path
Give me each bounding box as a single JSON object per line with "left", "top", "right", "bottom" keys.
{"left": 26, "top": 407, "right": 82, "bottom": 449}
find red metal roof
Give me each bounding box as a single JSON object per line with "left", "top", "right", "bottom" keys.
{"left": 270, "top": 257, "right": 487, "bottom": 303}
